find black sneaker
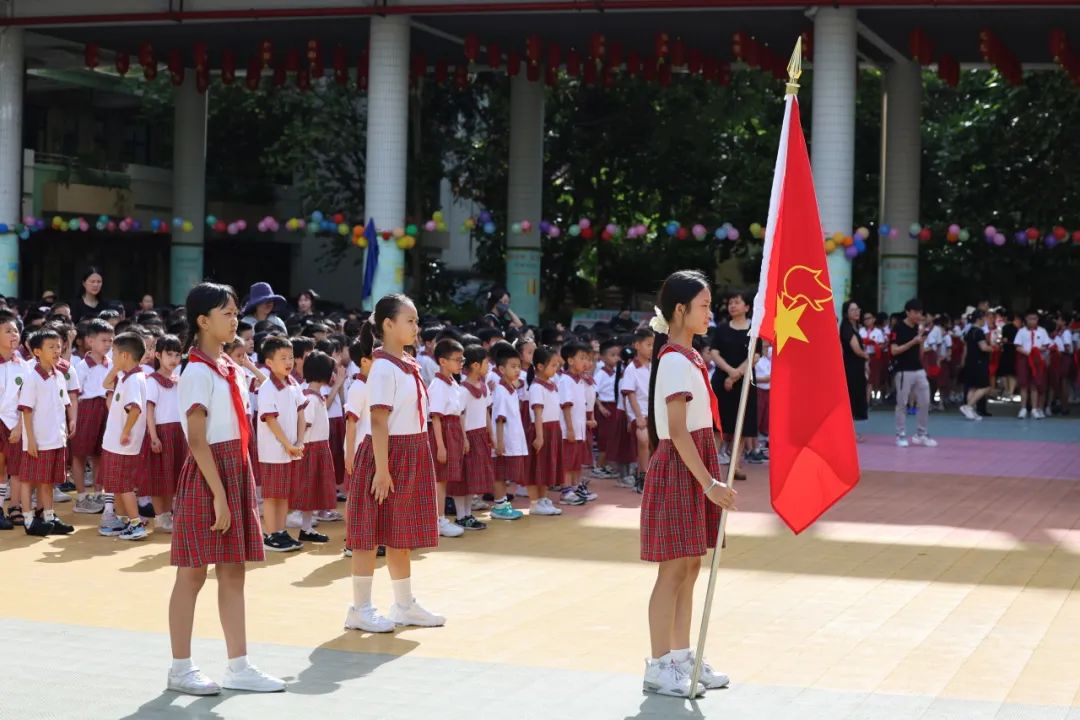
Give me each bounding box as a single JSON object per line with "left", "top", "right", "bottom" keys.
{"left": 58, "top": 481, "right": 76, "bottom": 492}
{"left": 25, "top": 509, "right": 50, "bottom": 536}
{"left": 481, "top": 493, "right": 496, "bottom": 502}
{"left": 138, "top": 502, "right": 156, "bottom": 519}
{"left": 634, "top": 475, "right": 645, "bottom": 494}
{"left": 49, "top": 516, "right": 75, "bottom": 535}
{"left": 455, "top": 515, "right": 487, "bottom": 531}
{"left": 336, "top": 490, "right": 347, "bottom": 502}
{"left": 0, "top": 508, "right": 12, "bottom": 530}
{"left": 298, "top": 529, "right": 329, "bottom": 543}
{"left": 445, "top": 497, "right": 457, "bottom": 517}
{"left": 264, "top": 531, "right": 301, "bottom": 552}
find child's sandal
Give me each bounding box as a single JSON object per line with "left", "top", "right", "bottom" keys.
{"left": 8, "top": 505, "right": 25, "bottom": 524}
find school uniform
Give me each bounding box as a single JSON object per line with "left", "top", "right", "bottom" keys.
{"left": 247, "top": 368, "right": 261, "bottom": 483}
{"left": 256, "top": 374, "right": 306, "bottom": 501}
{"left": 593, "top": 365, "right": 620, "bottom": 458}
{"left": 100, "top": 369, "right": 148, "bottom": 495}
{"left": 294, "top": 389, "right": 337, "bottom": 511}
{"left": 1050, "top": 329, "right": 1074, "bottom": 389}
{"left": 71, "top": 354, "right": 110, "bottom": 458}
{"left": 485, "top": 367, "right": 501, "bottom": 395}
{"left": 755, "top": 353, "right": 772, "bottom": 437}
{"left": 346, "top": 349, "right": 438, "bottom": 552}
{"left": 557, "top": 371, "right": 588, "bottom": 471}
{"left": 344, "top": 372, "right": 370, "bottom": 451}
{"left": 640, "top": 344, "right": 723, "bottom": 563}
{"left": 860, "top": 326, "right": 887, "bottom": 387}
{"left": 57, "top": 358, "right": 80, "bottom": 467}
{"left": 17, "top": 363, "right": 71, "bottom": 485}
{"left": 418, "top": 352, "right": 438, "bottom": 388}
{"left": 582, "top": 374, "right": 597, "bottom": 468}
{"left": 323, "top": 381, "right": 347, "bottom": 488}
{"left": 146, "top": 372, "right": 187, "bottom": 498}
{"left": 459, "top": 379, "right": 495, "bottom": 496}
{"left": 1015, "top": 326, "right": 1052, "bottom": 392}
{"left": 171, "top": 349, "right": 263, "bottom": 568}
{"left": 528, "top": 378, "right": 563, "bottom": 487}
{"left": 0, "top": 354, "right": 26, "bottom": 477}
{"left": 493, "top": 377, "right": 530, "bottom": 486}
{"left": 621, "top": 359, "right": 650, "bottom": 453}
{"left": 427, "top": 373, "right": 465, "bottom": 488}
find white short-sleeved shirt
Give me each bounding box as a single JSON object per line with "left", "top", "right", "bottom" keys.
{"left": 1053, "top": 329, "right": 1074, "bottom": 352}
{"left": 529, "top": 378, "right": 563, "bottom": 425}
{"left": 0, "top": 355, "right": 27, "bottom": 430}
{"left": 1015, "top": 326, "right": 1052, "bottom": 355}
{"left": 367, "top": 350, "right": 428, "bottom": 436}
{"left": 140, "top": 363, "right": 156, "bottom": 376}
{"left": 76, "top": 354, "right": 111, "bottom": 400}
{"left": 146, "top": 372, "right": 181, "bottom": 425}
{"left": 178, "top": 354, "right": 250, "bottom": 445}
{"left": 493, "top": 381, "right": 528, "bottom": 457}
{"left": 594, "top": 365, "right": 617, "bottom": 403}
{"left": 18, "top": 363, "right": 71, "bottom": 451}
{"left": 418, "top": 353, "right": 438, "bottom": 387}
{"left": 102, "top": 370, "right": 147, "bottom": 456}
{"left": 58, "top": 359, "right": 81, "bottom": 399}
{"left": 621, "top": 360, "right": 651, "bottom": 420}
{"left": 428, "top": 374, "right": 465, "bottom": 419}
{"left": 344, "top": 373, "right": 371, "bottom": 441}
{"left": 303, "top": 389, "right": 330, "bottom": 442}
{"left": 859, "top": 327, "right": 886, "bottom": 356}
{"left": 344, "top": 361, "right": 361, "bottom": 395}
{"left": 583, "top": 377, "right": 596, "bottom": 414}
{"left": 257, "top": 375, "right": 306, "bottom": 464}
{"left": 323, "top": 381, "right": 344, "bottom": 419}
{"left": 485, "top": 368, "right": 500, "bottom": 395}
{"left": 754, "top": 355, "right": 773, "bottom": 391}
{"left": 461, "top": 380, "right": 492, "bottom": 433}
{"left": 653, "top": 348, "right": 713, "bottom": 440}
{"left": 556, "top": 373, "right": 586, "bottom": 439}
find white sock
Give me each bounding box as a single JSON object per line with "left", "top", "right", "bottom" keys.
{"left": 301, "top": 511, "right": 314, "bottom": 532}
{"left": 0, "top": 483, "right": 8, "bottom": 501}
{"left": 352, "top": 575, "right": 373, "bottom": 607}
{"left": 227, "top": 655, "right": 250, "bottom": 673}
{"left": 44, "top": 508, "right": 56, "bottom": 521}
{"left": 103, "top": 493, "right": 115, "bottom": 514}
{"left": 671, "top": 647, "right": 692, "bottom": 662}
{"left": 24, "top": 514, "right": 32, "bottom": 528}
{"left": 453, "top": 496, "right": 468, "bottom": 518}
{"left": 138, "top": 495, "right": 151, "bottom": 505}
{"left": 391, "top": 577, "right": 412, "bottom": 608}
{"left": 171, "top": 657, "right": 195, "bottom": 675}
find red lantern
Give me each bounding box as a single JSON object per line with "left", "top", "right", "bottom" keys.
{"left": 654, "top": 32, "right": 669, "bottom": 60}
{"left": 196, "top": 68, "right": 210, "bottom": 94}
{"left": 143, "top": 63, "right": 157, "bottom": 81}
{"left": 909, "top": 28, "right": 934, "bottom": 66}
{"left": 566, "top": 48, "right": 581, "bottom": 77}
{"left": 702, "top": 57, "right": 718, "bottom": 81}
{"left": 435, "top": 57, "right": 448, "bottom": 84}
{"left": 464, "top": 33, "right": 480, "bottom": 63}
{"left": 356, "top": 49, "right": 369, "bottom": 91}
{"left": 285, "top": 49, "right": 300, "bottom": 74}
{"left": 273, "top": 65, "right": 286, "bottom": 87}
{"left": 1050, "top": 29, "right": 1069, "bottom": 60}
{"left": 608, "top": 42, "right": 623, "bottom": 70}
{"left": 547, "top": 44, "right": 561, "bottom": 71}
{"left": 658, "top": 63, "right": 672, "bottom": 87}
{"left": 526, "top": 62, "right": 540, "bottom": 82}
{"left": 1026, "top": 227, "right": 1039, "bottom": 241}
{"left": 296, "top": 67, "right": 310, "bottom": 91}
{"left": 583, "top": 60, "right": 596, "bottom": 85}
{"left": 937, "top": 53, "right": 959, "bottom": 88}
{"left": 487, "top": 42, "right": 502, "bottom": 71}
{"left": 114, "top": 51, "right": 130, "bottom": 77}
{"left": 507, "top": 50, "right": 521, "bottom": 76}
{"left": 671, "top": 38, "right": 686, "bottom": 67}
{"left": 687, "top": 48, "right": 703, "bottom": 75}
{"left": 168, "top": 49, "right": 184, "bottom": 86}
{"left": 260, "top": 40, "right": 273, "bottom": 68}
{"left": 589, "top": 33, "right": 605, "bottom": 61}
{"left": 221, "top": 49, "right": 236, "bottom": 85}
{"left": 193, "top": 42, "right": 208, "bottom": 72}
{"left": 545, "top": 65, "right": 558, "bottom": 87}
{"left": 138, "top": 42, "right": 154, "bottom": 68}
{"left": 333, "top": 46, "right": 348, "bottom": 85}
{"left": 84, "top": 43, "right": 99, "bottom": 70}
{"left": 310, "top": 43, "right": 324, "bottom": 77}
{"left": 643, "top": 57, "right": 658, "bottom": 82}
{"left": 526, "top": 34, "right": 542, "bottom": 66}
{"left": 246, "top": 56, "right": 261, "bottom": 90}
{"left": 455, "top": 64, "right": 469, "bottom": 89}
{"left": 625, "top": 51, "right": 641, "bottom": 77}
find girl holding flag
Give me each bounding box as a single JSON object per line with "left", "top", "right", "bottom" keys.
{"left": 641, "top": 269, "right": 736, "bottom": 698}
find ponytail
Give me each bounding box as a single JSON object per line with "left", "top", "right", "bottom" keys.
{"left": 646, "top": 331, "right": 666, "bottom": 450}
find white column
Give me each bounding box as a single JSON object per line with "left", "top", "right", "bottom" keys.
{"left": 364, "top": 15, "right": 410, "bottom": 308}
{"left": 880, "top": 60, "right": 922, "bottom": 313}
{"left": 0, "top": 28, "right": 24, "bottom": 298}
{"left": 170, "top": 71, "right": 207, "bottom": 304}
{"left": 505, "top": 72, "right": 544, "bottom": 325}
{"left": 811, "top": 7, "right": 857, "bottom": 314}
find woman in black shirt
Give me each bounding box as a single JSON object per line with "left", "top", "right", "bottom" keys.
{"left": 960, "top": 310, "right": 993, "bottom": 421}
{"left": 840, "top": 301, "right": 870, "bottom": 436}
{"left": 709, "top": 291, "right": 762, "bottom": 478}
{"left": 70, "top": 266, "right": 104, "bottom": 322}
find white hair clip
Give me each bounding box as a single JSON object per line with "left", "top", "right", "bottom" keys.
{"left": 367, "top": 314, "right": 376, "bottom": 325}
{"left": 649, "top": 305, "right": 669, "bottom": 334}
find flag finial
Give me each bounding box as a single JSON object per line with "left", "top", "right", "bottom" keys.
{"left": 786, "top": 37, "right": 803, "bottom": 96}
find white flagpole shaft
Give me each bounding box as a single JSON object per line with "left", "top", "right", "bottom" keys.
{"left": 689, "top": 330, "right": 757, "bottom": 692}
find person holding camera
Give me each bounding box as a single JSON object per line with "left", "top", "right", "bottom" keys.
{"left": 891, "top": 299, "right": 938, "bottom": 448}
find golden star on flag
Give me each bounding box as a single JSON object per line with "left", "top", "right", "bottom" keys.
{"left": 774, "top": 295, "right": 808, "bottom": 354}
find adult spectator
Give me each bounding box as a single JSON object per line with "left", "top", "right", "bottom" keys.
{"left": 482, "top": 286, "right": 524, "bottom": 330}
{"left": 139, "top": 294, "right": 156, "bottom": 313}
{"left": 71, "top": 266, "right": 104, "bottom": 322}
{"left": 840, "top": 300, "right": 870, "bottom": 439}
{"left": 959, "top": 310, "right": 993, "bottom": 421}
{"left": 294, "top": 289, "right": 319, "bottom": 322}
{"left": 241, "top": 282, "right": 289, "bottom": 334}
{"left": 891, "top": 298, "right": 938, "bottom": 447}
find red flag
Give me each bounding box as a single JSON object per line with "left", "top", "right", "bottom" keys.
{"left": 751, "top": 95, "right": 860, "bottom": 534}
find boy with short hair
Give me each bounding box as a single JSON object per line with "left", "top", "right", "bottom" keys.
{"left": 490, "top": 343, "right": 526, "bottom": 521}
{"left": 1015, "top": 309, "right": 1052, "bottom": 419}
{"left": 258, "top": 336, "right": 306, "bottom": 552}
{"left": 71, "top": 319, "right": 114, "bottom": 513}
{"left": 0, "top": 309, "right": 25, "bottom": 530}
{"left": 290, "top": 336, "right": 315, "bottom": 385}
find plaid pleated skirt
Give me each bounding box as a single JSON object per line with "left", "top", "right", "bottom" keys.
{"left": 259, "top": 460, "right": 296, "bottom": 500}
{"left": 640, "top": 428, "right": 723, "bottom": 562}
{"left": 145, "top": 422, "right": 188, "bottom": 497}
{"left": 429, "top": 415, "right": 465, "bottom": 487}
{"left": 70, "top": 396, "right": 107, "bottom": 458}
{"left": 530, "top": 421, "right": 563, "bottom": 488}
{"left": 456, "top": 428, "right": 495, "bottom": 495}
{"left": 595, "top": 402, "right": 619, "bottom": 454}
{"left": 562, "top": 439, "right": 588, "bottom": 472}
{"left": 171, "top": 440, "right": 264, "bottom": 567}
{"left": 496, "top": 454, "right": 528, "bottom": 486}
{"left": 328, "top": 416, "right": 346, "bottom": 487}
{"left": 19, "top": 446, "right": 66, "bottom": 485}
{"left": 0, "top": 421, "right": 22, "bottom": 476}
{"left": 249, "top": 416, "right": 260, "bottom": 485}
{"left": 101, "top": 449, "right": 146, "bottom": 494}
{"left": 292, "top": 440, "right": 337, "bottom": 510}
{"left": 345, "top": 433, "right": 438, "bottom": 551}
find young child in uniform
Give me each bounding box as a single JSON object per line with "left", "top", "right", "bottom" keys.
{"left": 640, "top": 270, "right": 735, "bottom": 697}
{"left": 0, "top": 310, "right": 26, "bottom": 530}
{"left": 97, "top": 332, "right": 150, "bottom": 540}
{"left": 622, "top": 328, "right": 654, "bottom": 493}
{"left": 344, "top": 294, "right": 444, "bottom": 633}
{"left": 257, "top": 335, "right": 306, "bottom": 551}
{"left": 526, "top": 346, "right": 564, "bottom": 516}
{"left": 71, "top": 319, "right": 115, "bottom": 512}
{"left": 292, "top": 350, "right": 336, "bottom": 544}
{"left": 490, "top": 343, "right": 526, "bottom": 521}
{"left": 17, "top": 329, "right": 74, "bottom": 536}
{"left": 290, "top": 337, "right": 315, "bottom": 385}
{"left": 593, "top": 338, "right": 622, "bottom": 479}
{"left": 557, "top": 342, "right": 591, "bottom": 506}
{"left": 1015, "top": 309, "right": 1052, "bottom": 419}
{"left": 343, "top": 331, "right": 376, "bottom": 558}
{"left": 146, "top": 335, "right": 186, "bottom": 534}
{"left": 51, "top": 320, "right": 80, "bottom": 501}
{"left": 427, "top": 338, "right": 467, "bottom": 539}
{"left": 513, "top": 336, "right": 536, "bottom": 500}
{"left": 168, "top": 282, "right": 284, "bottom": 696}
{"left": 456, "top": 344, "right": 494, "bottom": 530}
{"left": 320, "top": 340, "right": 348, "bottom": 511}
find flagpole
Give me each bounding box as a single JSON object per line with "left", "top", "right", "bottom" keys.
{"left": 688, "top": 37, "right": 803, "bottom": 695}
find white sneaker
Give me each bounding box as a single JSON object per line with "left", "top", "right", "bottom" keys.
{"left": 438, "top": 516, "right": 464, "bottom": 538}
{"left": 74, "top": 495, "right": 105, "bottom": 514}
{"left": 514, "top": 484, "right": 529, "bottom": 497}
{"left": 1032, "top": 408, "right": 1046, "bottom": 420}
{"left": 895, "top": 435, "right": 910, "bottom": 448}
{"left": 167, "top": 667, "right": 221, "bottom": 696}
{"left": 157, "top": 512, "right": 174, "bottom": 533}
{"left": 674, "top": 655, "right": 731, "bottom": 690}
{"left": 98, "top": 511, "right": 126, "bottom": 536}
{"left": 616, "top": 474, "right": 637, "bottom": 489}
{"left": 531, "top": 499, "right": 562, "bottom": 516}
{"left": 911, "top": 434, "right": 938, "bottom": 448}
{"left": 1018, "top": 408, "right": 1029, "bottom": 419}
{"left": 388, "top": 599, "right": 446, "bottom": 627}
{"left": 221, "top": 663, "right": 286, "bottom": 693}
{"left": 471, "top": 497, "right": 492, "bottom": 511}
{"left": 643, "top": 658, "right": 705, "bottom": 698}
{"left": 959, "top": 405, "right": 977, "bottom": 420}
{"left": 286, "top": 510, "right": 304, "bottom": 529}
{"left": 315, "top": 510, "right": 343, "bottom": 522}
{"left": 718, "top": 449, "right": 732, "bottom": 465}
{"left": 344, "top": 603, "right": 395, "bottom": 633}
{"left": 53, "top": 487, "right": 72, "bottom": 503}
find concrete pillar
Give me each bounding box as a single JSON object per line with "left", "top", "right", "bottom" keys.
{"left": 170, "top": 71, "right": 207, "bottom": 304}
{"left": 363, "top": 15, "right": 410, "bottom": 308}
{"left": 811, "top": 7, "right": 857, "bottom": 314}
{"left": 0, "top": 28, "right": 24, "bottom": 297}
{"left": 880, "top": 60, "right": 922, "bottom": 313}
{"left": 505, "top": 71, "right": 544, "bottom": 325}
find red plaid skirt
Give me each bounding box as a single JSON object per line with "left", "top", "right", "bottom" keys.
{"left": 328, "top": 416, "right": 346, "bottom": 486}
{"left": 456, "top": 428, "right": 495, "bottom": 495}
{"left": 101, "top": 449, "right": 146, "bottom": 494}
{"left": 249, "top": 415, "right": 260, "bottom": 485}
{"left": 429, "top": 415, "right": 465, "bottom": 487}
{"left": 0, "top": 421, "right": 22, "bottom": 476}
{"left": 259, "top": 460, "right": 296, "bottom": 500}
{"left": 293, "top": 440, "right": 337, "bottom": 510}
{"left": 640, "top": 428, "right": 723, "bottom": 562}
{"left": 145, "top": 422, "right": 187, "bottom": 497}
{"left": 496, "top": 455, "right": 528, "bottom": 486}
{"left": 345, "top": 433, "right": 438, "bottom": 551}
{"left": 530, "top": 421, "right": 563, "bottom": 488}
{"left": 562, "top": 439, "right": 588, "bottom": 472}
{"left": 70, "top": 396, "right": 107, "bottom": 458}
{"left": 171, "top": 440, "right": 264, "bottom": 568}
{"left": 20, "top": 447, "right": 66, "bottom": 485}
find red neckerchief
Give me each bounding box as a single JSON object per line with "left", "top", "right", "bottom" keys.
{"left": 187, "top": 348, "right": 251, "bottom": 462}
{"left": 533, "top": 378, "right": 556, "bottom": 392}
{"left": 583, "top": 374, "right": 595, "bottom": 386}
{"left": 461, "top": 378, "right": 487, "bottom": 399}
{"left": 1023, "top": 327, "right": 1046, "bottom": 373}
{"left": 373, "top": 349, "right": 428, "bottom": 427}
{"left": 658, "top": 343, "right": 721, "bottom": 432}
{"left": 632, "top": 358, "right": 646, "bottom": 369}
{"left": 150, "top": 371, "right": 177, "bottom": 389}
{"left": 435, "top": 373, "right": 456, "bottom": 386}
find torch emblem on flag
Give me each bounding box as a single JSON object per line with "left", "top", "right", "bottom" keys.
{"left": 774, "top": 264, "right": 834, "bottom": 354}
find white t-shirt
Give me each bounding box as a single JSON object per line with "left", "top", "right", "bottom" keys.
{"left": 146, "top": 372, "right": 181, "bottom": 425}
{"left": 594, "top": 365, "right": 617, "bottom": 403}
{"left": 621, "top": 360, "right": 651, "bottom": 420}
{"left": 58, "top": 359, "right": 81, "bottom": 399}
{"left": 322, "top": 382, "right": 344, "bottom": 419}
{"left": 556, "top": 373, "right": 586, "bottom": 439}
{"left": 0, "top": 356, "right": 27, "bottom": 431}
{"left": 485, "top": 367, "right": 500, "bottom": 395}
{"left": 344, "top": 374, "right": 371, "bottom": 441}
{"left": 18, "top": 363, "right": 71, "bottom": 451}
{"left": 76, "top": 354, "right": 111, "bottom": 400}
{"left": 461, "top": 380, "right": 492, "bottom": 433}
{"left": 754, "top": 355, "right": 772, "bottom": 391}
{"left": 418, "top": 353, "right": 438, "bottom": 387}
{"left": 528, "top": 378, "right": 563, "bottom": 425}
{"left": 492, "top": 381, "right": 528, "bottom": 457}
{"left": 102, "top": 370, "right": 147, "bottom": 456}
{"left": 427, "top": 374, "right": 465, "bottom": 419}
{"left": 257, "top": 375, "right": 306, "bottom": 464}
{"left": 859, "top": 327, "right": 886, "bottom": 356}
{"left": 367, "top": 351, "right": 428, "bottom": 436}
{"left": 583, "top": 377, "right": 596, "bottom": 414}
{"left": 1015, "top": 326, "right": 1052, "bottom": 355}
{"left": 303, "top": 388, "right": 330, "bottom": 442}
{"left": 924, "top": 326, "right": 947, "bottom": 355}
{"left": 1053, "top": 329, "right": 1074, "bottom": 353}
{"left": 653, "top": 349, "right": 713, "bottom": 440}
{"left": 178, "top": 356, "right": 250, "bottom": 445}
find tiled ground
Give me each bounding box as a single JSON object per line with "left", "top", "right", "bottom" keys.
{"left": 1, "top": 404, "right": 1079, "bottom": 719}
